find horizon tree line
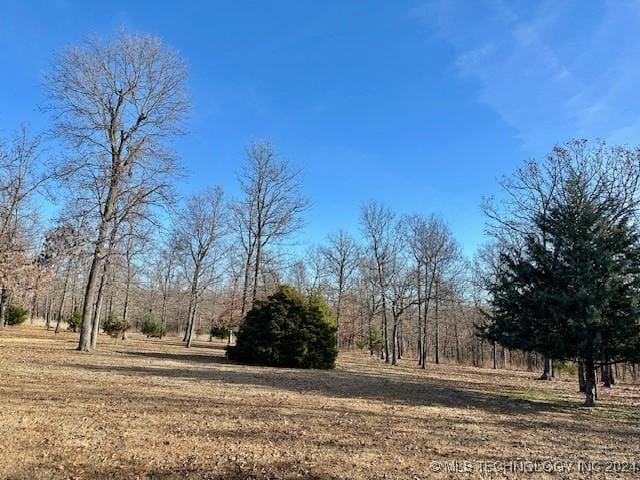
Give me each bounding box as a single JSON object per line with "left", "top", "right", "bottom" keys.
{"left": 1, "top": 30, "right": 639, "bottom": 399}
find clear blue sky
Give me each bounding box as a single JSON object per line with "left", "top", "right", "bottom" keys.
{"left": 2, "top": 1, "right": 639, "bottom": 256}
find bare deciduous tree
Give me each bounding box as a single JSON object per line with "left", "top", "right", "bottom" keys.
{"left": 406, "top": 213, "right": 461, "bottom": 367}
{"left": 232, "top": 140, "right": 308, "bottom": 315}
{"left": 360, "top": 202, "right": 396, "bottom": 363}
{"left": 320, "top": 230, "right": 359, "bottom": 349}
{"left": 44, "top": 31, "right": 189, "bottom": 351}
{"left": 0, "top": 126, "right": 48, "bottom": 325}
{"left": 174, "top": 187, "right": 227, "bottom": 348}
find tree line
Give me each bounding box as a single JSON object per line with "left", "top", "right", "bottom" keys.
{"left": 1, "top": 30, "right": 639, "bottom": 405}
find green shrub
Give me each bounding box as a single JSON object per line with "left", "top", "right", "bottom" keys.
{"left": 355, "top": 329, "right": 383, "bottom": 352}
{"left": 553, "top": 360, "right": 578, "bottom": 376}
{"left": 227, "top": 285, "right": 337, "bottom": 369}
{"left": 308, "top": 292, "right": 336, "bottom": 326}
{"left": 5, "top": 304, "right": 28, "bottom": 326}
{"left": 368, "top": 327, "right": 384, "bottom": 355}
{"left": 102, "top": 315, "right": 130, "bottom": 338}
{"left": 141, "top": 316, "right": 166, "bottom": 338}
{"left": 210, "top": 325, "right": 230, "bottom": 340}
{"left": 67, "top": 309, "right": 82, "bottom": 332}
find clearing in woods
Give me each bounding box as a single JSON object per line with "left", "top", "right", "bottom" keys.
{"left": 1, "top": 325, "right": 639, "bottom": 479}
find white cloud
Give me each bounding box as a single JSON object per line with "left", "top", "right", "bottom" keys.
{"left": 413, "top": 0, "right": 640, "bottom": 151}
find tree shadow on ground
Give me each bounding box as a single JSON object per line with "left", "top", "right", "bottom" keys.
{"left": 118, "top": 350, "right": 230, "bottom": 365}
{"left": 71, "top": 351, "right": 578, "bottom": 416}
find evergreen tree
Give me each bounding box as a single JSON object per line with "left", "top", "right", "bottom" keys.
{"left": 485, "top": 176, "right": 640, "bottom": 406}
{"left": 227, "top": 285, "right": 338, "bottom": 369}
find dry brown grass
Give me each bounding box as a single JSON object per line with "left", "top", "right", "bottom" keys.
{"left": 0, "top": 325, "right": 639, "bottom": 479}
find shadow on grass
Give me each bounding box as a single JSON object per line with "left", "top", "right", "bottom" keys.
{"left": 118, "top": 350, "right": 230, "bottom": 365}
{"left": 70, "top": 351, "right": 579, "bottom": 415}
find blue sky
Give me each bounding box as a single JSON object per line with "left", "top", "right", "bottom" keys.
{"left": 1, "top": 0, "right": 639, "bottom": 256}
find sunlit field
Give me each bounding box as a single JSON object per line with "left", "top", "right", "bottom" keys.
{"left": 1, "top": 325, "right": 639, "bottom": 480}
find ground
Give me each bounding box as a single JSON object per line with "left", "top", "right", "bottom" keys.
{"left": 0, "top": 325, "right": 639, "bottom": 480}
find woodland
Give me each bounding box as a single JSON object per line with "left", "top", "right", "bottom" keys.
{"left": 1, "top": 29, "right": 640, "bottom": 479}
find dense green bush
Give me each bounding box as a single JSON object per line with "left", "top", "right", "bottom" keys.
{"left": 67, "top": 309, "right": 82, "bottom": 332}
{"left": 210, "top": 325, "right": 230, "bottom": 340}
{"left": 4, "top": 304, "right": 28, "bottom": 326}
{"left": 102, "top": 315, "right": 130, "bottom": 338}
{"left": 141, "top": 316, "right": 165, "bottom": 338}
{"left": 227, "top": 285, "right": 337, "bottom": 369}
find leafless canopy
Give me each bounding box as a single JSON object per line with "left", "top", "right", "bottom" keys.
{"left": 173, "top": 187, "right": 228, "bottom": 347}
{"left": 43, "top": 30, "right": 189, "bottom": 351}
{"left": 232, "top": 140, "right": 309, "bottom": 312}
{"left": 482, "top": 139, "right": 640, "bottom": 249}
{"left": 44, "top": 30, "right": 189, "bottom": 225}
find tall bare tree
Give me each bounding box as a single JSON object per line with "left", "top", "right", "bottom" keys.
{"left": 386, "top": 234, "right": 418, "bottom": 366}
{"left": 44, "top": 31, "right": 189, "bottom": 351}
{"left": 231, "top": 140, "right": 308, "bottom": 315}
{"left": 0, "top": 126, "right": 48, "bottom": 324}
{"left": 320, "top": 230, "right": 359, "bottom": 348}
{"left": 153, "top": 236, "right": 178, "bottom": 336}
{"left": 174, "top": 187, "right": 228, "bottom": 348}
{"left": 406, "top": 213, "right": 461, "bottom": 367}
{"left": 360, "top": 202, "right": 397, "bottom": 363}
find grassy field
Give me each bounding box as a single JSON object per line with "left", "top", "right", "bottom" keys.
{"left": 1, "top": 325, "right": 639, "bottom": 479}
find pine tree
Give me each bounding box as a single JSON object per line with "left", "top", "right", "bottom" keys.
{"left": 227, "top": 285, "right": 338, "bottom": 369}
{"left": 485, "top": 176, "right": 640, "bottom": 406}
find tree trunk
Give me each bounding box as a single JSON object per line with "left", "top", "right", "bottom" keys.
{"left": 70, "top": 261, "right": 79, "bottom": 315}
{"left": 45, "top": 293, "right": 52, "bottom": 329}
{"left": 55, "top": 260, "right": 72, "bottom": 334}
{"left": 391, "top": 313, "right": 399, "bottom": 365}
{"left": 78, "top": 166, "right": 119, "bottom": 352}
{"left": 397, "top": 317, "right": 403, "bottom": 359}
{"left": 584, "top": 358, "right": 597, "bottom": 407}
{"left": 610, "top": 364, "right": 616, "bottom": 385}
{"left": 240, "top": 247, "right": 253, "bottom": 317}
{"left": 602, "top": 362, "right": 613, "bottom": 388}
{"left": 185, "top": 267, "right": 200, "bottom": 347}
{"left": 578, "top": 361, "right": 586, "bottom": 392}
{"left": 434, "top": 286, "right": 440, "bottom": 365}
{"left": 540, "top": 356, "right": 553, "bottom": 380}
{"left": 160, "top": 292, "right": 168, "bottom": 339}
{"left": 90, "top": 228, "right": 117, "bottom": 349}
{"left": 381, "top": 301, "right": 389, "bottom": 363}
{"left": 90, "top": 268, "right": 109, "bottom": 349}
{"left": 416, "top": 263, "right": 422, "bottom": 366}
{"left": 185, "top": 299, "right": 198, "bottom": 348}
{"left": 30, "top": 280, "right": 39, "bottom": 323}
{"left": 420, "top": 267, "right": 433, "bottom": 369}
{"left": 91, "top": 294, "right": 104, "bottom": 348}
{"left": 78, "top": 232, "right": 108, "bottom": 351}
{"left": 251, "top": 236, "right": 263, "bottom": 305}
{"left": 182, "top": 299, "right": 191, "bottom": 342}
{"left": 492, "top": 341, "right": 497, "bottom": 369}
{"left": 454, "top": 322, "right": 460, "bottom": 363}
{"left": 122, "top": 274, "right": 131, "bottom": 326}
{"left": 335, "top": 275, "right": 343, "bottom": 350}
{"left": 367, "top": 321, "right": 372, "bottom": 355}
{"left": 0, "top": 284, "right": 7, "bottom": 328}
